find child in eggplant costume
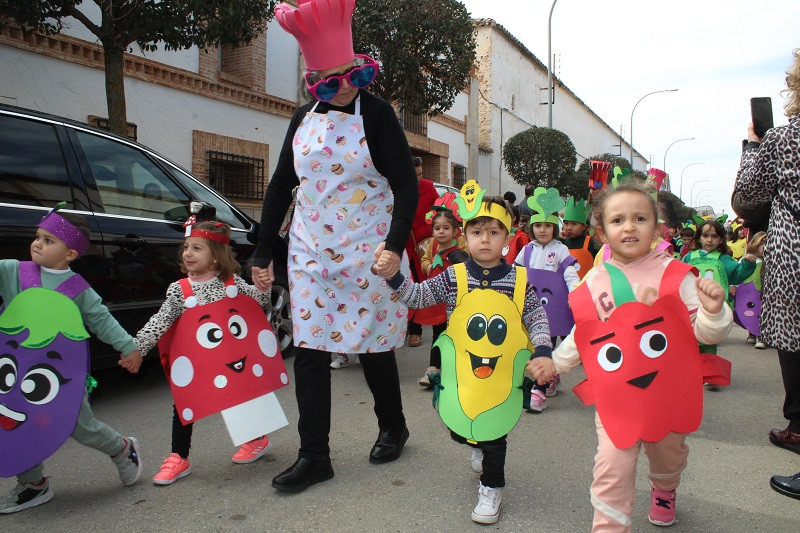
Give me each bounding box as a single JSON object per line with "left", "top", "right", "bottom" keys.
{"left": 384, "top": 184, "right": 552, "bottom": 525}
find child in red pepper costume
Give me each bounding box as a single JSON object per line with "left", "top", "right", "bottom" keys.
{"left": 529, "top": 183, "right": 732, "bottom": 531}
{"left": 416, "top": 206, "right": 469, "bottom": 386}
{"left": 134, "top": 221, "right": 284, "bottom": 485}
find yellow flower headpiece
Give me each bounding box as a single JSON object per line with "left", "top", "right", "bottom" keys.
{"left": 456, "top": 180, "right": 512, "bottom": 232}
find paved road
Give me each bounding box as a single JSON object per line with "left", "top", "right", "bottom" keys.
{"left": 3, "top": 327, "right": 799, "bottom": 532}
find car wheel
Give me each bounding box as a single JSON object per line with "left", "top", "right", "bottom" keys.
{"left": 270, "top": 282, "right": 294, "bottom": 359}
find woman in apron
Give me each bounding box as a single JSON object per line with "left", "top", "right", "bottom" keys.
{"left": 251, "top": 0, "right": 418, "bottom": 493}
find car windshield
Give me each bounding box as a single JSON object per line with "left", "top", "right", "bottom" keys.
{"left": 164, "top": 165, "right": 251, "bottom": 230}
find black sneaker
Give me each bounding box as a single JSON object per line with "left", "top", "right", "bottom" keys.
{"left": 0, "top": 478, "right": 53, "bottom": 514}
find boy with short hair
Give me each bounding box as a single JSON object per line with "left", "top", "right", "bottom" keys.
{"left": 561, "top": 196, "right": 601, "bottom": 280}
{"left": 0, "top": 205, "right": 143, "bottom": 514}
{"left": 379, "top": 192, "right": 552, "bottom": 524}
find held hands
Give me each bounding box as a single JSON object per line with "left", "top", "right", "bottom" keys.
{"left": 372, "top": 242, "right": 401, "bottom": 278}
{"left": 742, "top": 253, "right": 757, "bottom": 264}
{"left": 696, "top": 277, "right": 726, "bottom": 315}
{"left": 252, "top": 262, "right": 274, "bottom": 292}
{"left": 118, "top": 349, "right": 143, "bottom": 374}
{"left": 526, "top": 357, "right": 557, "bottom": 386}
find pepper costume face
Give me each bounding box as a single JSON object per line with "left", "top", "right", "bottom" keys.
{"left": 573, "top": 294, "right": 703, "bottom": 449}
{"left": 0, "top": 288, "right": 89, "bottom": 477}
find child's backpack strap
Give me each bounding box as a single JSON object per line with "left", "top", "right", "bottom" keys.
{"left": 568, "top": 282, "right": 596, "bottom": 324}
{"left": 18, "top": 261, "right": 42, "bottom": 290}
{"left": 659, "top": 260, "right": 697, "bottom": 298}
{"left": 453, "top": 263, "right": 468, "bottom": 305}
{"left": 523, "top": 243, "right": 532, "bottom": 267}
{"left": 512, "top": 266, "right": 527, "bottom": 314}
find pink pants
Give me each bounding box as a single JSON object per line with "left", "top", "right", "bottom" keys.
{"left": 591, "top": 412, "right": 688, "bottom": 532}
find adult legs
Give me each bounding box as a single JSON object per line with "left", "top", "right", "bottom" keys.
{"left": 778, "top": 349, "right": 800, "bottom": 432}
{"left": 294, "top": 347, "right": 333, "bottom": 460}
{"left": 360, "top": 350, "right": 406, "bottom": 432}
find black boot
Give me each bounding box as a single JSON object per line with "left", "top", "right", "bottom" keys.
{"left": 271, "top": 457, "right": 334, "bottom": 492}
{"left": 369, "top": 426, "right": 409, "bottom": 464}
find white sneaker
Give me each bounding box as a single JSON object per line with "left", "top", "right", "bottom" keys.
{"left": 528, "top": 389, "right": 547, "bottom": 412}
{"left": 418, "top": 366, "right": 439, "bottom": 387}
{"left": 471, "top": 483, "right": 501, "bottom": 524}
{"left": 470, "top": 448, "right": 483, "bottom": 473}
{"left": 330, "top": 354, "right": 349, "bottom": 369}
{"left": 754, "top": 339, "right": 766, "bottom": 349}
{"left": 746, "top": 333, "right": 756, "bottom": 344}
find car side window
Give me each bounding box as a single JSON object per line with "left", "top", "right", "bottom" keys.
{"left": 76, "top": 131, "right": 190, "bottom": 220}
{"left": 0, "top": 115, "right": 72, "bottom": 207}
{"left": 164, "top": 165, "right": 247, "bottom": 230}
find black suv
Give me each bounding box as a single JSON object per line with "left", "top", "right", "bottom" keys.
{"left": 0, "top": 104, "right": 292, "bottom": 370}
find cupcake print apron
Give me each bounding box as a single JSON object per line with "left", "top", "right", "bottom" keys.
{"left": 288, "top": 96, "right": 408, "bottom": 353}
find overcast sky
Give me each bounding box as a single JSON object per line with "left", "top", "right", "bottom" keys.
{"left": 459, "top": 0, "right": 798, "bottom": 217}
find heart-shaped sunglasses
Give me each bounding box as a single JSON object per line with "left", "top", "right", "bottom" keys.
{"left": 305, "top": 55, "right": 379, "bottom": 102}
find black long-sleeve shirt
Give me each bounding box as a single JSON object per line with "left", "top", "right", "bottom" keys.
{"left": 253, "top": 90, "right": 418, "bottom": 267}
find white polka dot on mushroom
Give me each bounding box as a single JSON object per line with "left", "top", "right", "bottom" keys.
{"left": 184, "top": 296, "right": 198, "bottom": 308}
{"left": 225, "top": 285, "right": 238, "bottom": 298}
{"left": 259, "top": 330, "right": 278, "bottom": 357}
{"left": 214, "top": 375, "right": 227, "bottom": 388}
{"left": 280, "top": 373, "right": 289, "bottom": 384}
{"left": 252, "top": 364, "right": 263, "bottom": 377}
{"left": 171, "top": 356, "right": 194, "bottom": 387}
{"left": 182, "top": 408, "right": 194, "bottom": 421}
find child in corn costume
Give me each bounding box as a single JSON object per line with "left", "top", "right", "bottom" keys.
{"left": 384, "top": 183, "right": 552, "bottom": 524}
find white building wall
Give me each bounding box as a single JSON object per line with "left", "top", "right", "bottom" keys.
{"left": 0, "top": 47, "right": 290, "bottom": 177}
{"left": 266, "top": 19, "right": 301, "bottom": 102}
{"left": 476, "top": 23, "right": 643, "bottom": 201}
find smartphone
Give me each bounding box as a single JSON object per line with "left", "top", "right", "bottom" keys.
{"left": 750, "top": 97, "right": 773, "bottom": 139}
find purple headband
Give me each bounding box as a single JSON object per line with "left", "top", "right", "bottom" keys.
{"left": 38, "top": 207, "right": 90, "bottom": 256}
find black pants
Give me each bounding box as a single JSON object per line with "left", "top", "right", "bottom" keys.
{"left": 428, "top": 321, "right": 448, "bottom": 368}
{"left": 171, "top": 405, "right": 193, "bottom": 458}
{"left": 295, "top": 347, "right": 406, "bottom": 460}
{"left": 779, "top": 349, "right": 800, "bottom": 432}
{"left": 451, "top": 431, "right": 507, "bottom": 488}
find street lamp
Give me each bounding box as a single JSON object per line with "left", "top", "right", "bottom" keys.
{"left": 679, "top": 162, "right": 704, "bottom": 201}
{"left": 630, "top": 89, "right": 678, "bottom": 168}
{"left": 693, "top": 189, "right": 712, "bottom": 207}
{"left": 663, "top": 137, "right": 694, "bottom": 176}
{"left": 696, "top": 194, "right": 714, "bottom": 209}
{"left": 689, "top": 179, "right": 710, "bottom": 207}
{"left": 547, "top": 0, "right": 559, "bottom": 128}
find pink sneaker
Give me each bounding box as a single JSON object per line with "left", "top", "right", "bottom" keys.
{"left": 528, "top": 389, "right": 547, "bottom": 412}
{"left": 648, "top": 488, "right": 676, "bottom": 526}
{"left": 545, "top": 374, "right": 561, "bottom": 397}
{"left": 232, "top": 435, "right": 271, "bottom": 464}
{"left": 153, "top": 453, "right": 191, "bottom": 485}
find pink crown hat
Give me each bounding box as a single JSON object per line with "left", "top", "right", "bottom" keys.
{"left": 646, "top": 167, "right": 668, "bottom": 191}
{"left": 275, "top": 0, "right": 356, "bottom": 71}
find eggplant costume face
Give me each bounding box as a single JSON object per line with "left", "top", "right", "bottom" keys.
{"left": 0, "top": 286, "right": 89, "bottom": 477}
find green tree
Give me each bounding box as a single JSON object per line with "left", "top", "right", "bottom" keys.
{"left": 0, "top": 1, "right": 275, "bottom": 135}
{"left": 502, "top": 127, "right": 577, "bottom": 190}
{"left": 352, "top": 0, "right": 475, "bottom": 116}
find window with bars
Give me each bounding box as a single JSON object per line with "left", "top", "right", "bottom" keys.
{"left": 452, "top": 164, "right": 466, "bottom": 189}
{"left": 398, "top": 106, "right": 428, "bottom": 136}
{"left": 206, "top": 151, "right": 265, "bottom": 201}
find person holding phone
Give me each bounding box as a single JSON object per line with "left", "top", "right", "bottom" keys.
{"left": 734, "top": 48, "right": 800, "bottom": 500}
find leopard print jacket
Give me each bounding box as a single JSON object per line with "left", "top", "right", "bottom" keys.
{"left": 134, "top": 275, "right": 271, "bottom": 355}
{"left": 735, "top": 115, "right": 800, "bottom": 351}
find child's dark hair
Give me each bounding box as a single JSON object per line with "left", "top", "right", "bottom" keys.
{"left": 58, "top": 212, "right": 90, "bottom": 242}
{"left": 430, "top": 208, "right": 460, "bottom": 231}
{"left": 464, "top": 196, "right": 513, "bottom": 234}
{"left": 691, "top": 220, "right": 727, "bottom": 253}
{"left": 680, "top": 226, "right": 695, "bottom": 239}
{"left": 730, "top": 225, "right": 745, "bottom": 242}
{"left": 591, "top": 182, "right": 658, "bottom": 229}
{"left": 180, "top": 221, "right": 241, "bottom": 280}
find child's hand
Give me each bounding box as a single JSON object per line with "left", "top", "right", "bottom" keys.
{"left": 696, "top": 277, "right": 725, "bottom": 315}
{"left": 742, "top": 253, "right": 757, "bottom": 263}
{"left": 118, "top": 350, "right": 143, "bottom": 374}
{"left": 728, "top": 284, "right": 738, "bottom": 298}
{"left": 526, "top": 357, "right": 556, "bottom": 386}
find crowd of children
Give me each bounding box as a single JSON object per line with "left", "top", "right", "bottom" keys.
{"left": 2, "top": 168, "right": 768, "bottom": 528}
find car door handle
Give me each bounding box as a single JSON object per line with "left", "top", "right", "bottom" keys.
{"left": 112, "top": 236, "right": 147, "bottom": 246}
